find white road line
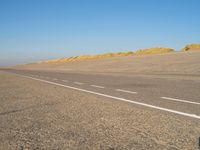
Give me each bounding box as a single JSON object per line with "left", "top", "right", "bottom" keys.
{"left": 161, "top": 97, "right": 200, "bottom": 105}
{"left": 62, "top": 80, "right": 68, "bottom": 82}
{"left": 90, "top": 85, "right": 105, "bottom": 89}
{"left": 10, "top": 73, "right": 200, "bottom": 120}
{"left": 116, "top": 89, "right": 137, "bottom": 94}
{"left": 74, "top": 82, "right": 84, "bottom": 85}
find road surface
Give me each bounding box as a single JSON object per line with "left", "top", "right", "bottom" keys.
{"left": 0, "top": 69, "right": 200, "bottom": 149}
{"left": 5, "top": 69, "right": 200, "bottom": 117}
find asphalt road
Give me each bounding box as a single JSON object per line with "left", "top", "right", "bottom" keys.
{"left": 5, "top": 69, "right": 200, "bottom": 118}
{"left": 1, "top": 69, "right": 200, "bottom": 149}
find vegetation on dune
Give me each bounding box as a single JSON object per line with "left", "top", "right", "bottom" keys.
{"left": 182, "top": 44, "right": 200, "bottom": 51}
{"left": 39, "top": 43, "right": 200, "bottom": 63}
{"left": 135, "top": 47, "right": 174, "bottom": 55}
{"left": 41, "top": 48, "right": 174, "bottom": 63}
{"left": 42, "top": 51, "right": 134, "bottom": 63}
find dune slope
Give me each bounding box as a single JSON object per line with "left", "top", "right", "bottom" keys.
{"left": 182, "top": 44, "right": 200, "bottom": 51}
{"left": 14, "top": 51, "right": 200, "bottom": 77}
{"left": 40, "top": 47, "right": 174, "bottom": 63}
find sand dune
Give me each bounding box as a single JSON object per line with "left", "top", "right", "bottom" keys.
{"left": 182, "top": 44, "right": 200, "bottom": 51}
{"left": 40, "top": 47, "right": 174, "bottom": 63}
{"left": 14, "top": 50, "right": 200, "bottom": 79}
{"left": 37, "top": 44, "right": 200, "bottom": 64}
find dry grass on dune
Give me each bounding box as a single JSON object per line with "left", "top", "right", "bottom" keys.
{"left": 134, "top": 47, "right": 174, "bottom": 55}
{"left": 41, "top": 48, "right": 175, "bottom": 63}
{"left": 182, "top": 44, "right": 200, "bottom": 51}
{"left": 41, "top": 51, "right": 135, "bottom": 63}
{"left": 29, "top": 43, "right": 200, "bottom": 64}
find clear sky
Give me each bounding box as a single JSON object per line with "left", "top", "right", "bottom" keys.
{"left": 0, "top": 0, "right": 200, "bottom": 66}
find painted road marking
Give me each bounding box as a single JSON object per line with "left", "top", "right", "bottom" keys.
{"left": 161, "top": 97, "right": 200, "bottom": 105}
{"left": 11, "top": 73, "right": 200, "bottom": 120}
{"left": 116, "top": 89, "right": 137, "bottom": 94}
{"left": 62, "top": 80, "right": 68, "bottom": 82}
{"left": 90, "top": 85, "right": 105, "bottom": 89}
{"left": 74, "top": 82, "right": 84, "bottom": 85}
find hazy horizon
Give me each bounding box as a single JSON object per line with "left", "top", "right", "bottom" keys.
{"left": 1, "top": 0, "right": 200, "bottom": 66}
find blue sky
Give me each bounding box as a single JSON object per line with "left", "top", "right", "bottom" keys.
{"left": 0, "top": 0, "right": 200, "bottom": 66}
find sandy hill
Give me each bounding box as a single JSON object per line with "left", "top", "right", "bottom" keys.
{"left": 11, "top": 44, "right": 200, "bottom": 79}
{"left": 14, "top": 50, "right": 200, "bottom": 78}
{"left": 40, "top": 47, "right": 174, "bottom": 63}
{"left": 182, "top": 44, "right": 200, "bottom": 51}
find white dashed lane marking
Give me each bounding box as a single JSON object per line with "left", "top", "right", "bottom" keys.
{"left": 62, "top": 80, "right": 68, "bottom": 82}
{"left": 116, "top": 89, "right": 137, "bottom": 94}
{"left": 90, "top": 85, "right": 105, "bottom": 89}
{"left": 74, "top": 82, "right": 84, "bottom": 85}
